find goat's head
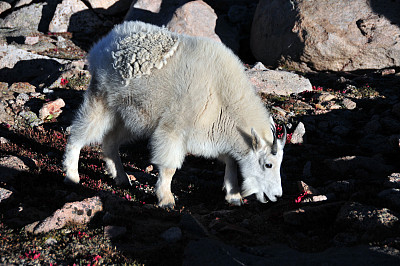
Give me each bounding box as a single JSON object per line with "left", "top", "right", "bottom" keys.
{"left": 240, "top": 118, "right": 286, "bottom": 203}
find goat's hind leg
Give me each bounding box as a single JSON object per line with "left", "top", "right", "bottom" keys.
{"left": 63, "top": 92, "right": 114, "bottom": 184}
{"left": 102, "top": 124, "right": 131, "bottom": 186}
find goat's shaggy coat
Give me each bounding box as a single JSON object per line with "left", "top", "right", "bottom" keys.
{"left": 63, "top": 21, "right": 286, "bottom": 207}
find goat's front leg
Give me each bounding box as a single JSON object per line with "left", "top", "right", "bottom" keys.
{"left": 223, "top": 156, "right": 242, "bottom": 206}
{"left": 155, "top": 167, "right": 176, "bottom": 208}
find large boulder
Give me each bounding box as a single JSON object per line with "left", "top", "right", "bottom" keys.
{"left": 125, "top": 0, "right": 220, "bottom": 42}
{"left": 49, "top": 0, "right": 104, "bottom": 33}
{"left": 251, "top": 0, "right": 400, "bottom": 72}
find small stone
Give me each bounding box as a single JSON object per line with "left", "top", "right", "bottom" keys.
{"left": 0, "top": 155, "right": 31, "bottom": 182}
{"left": 0, "top": 137, "right": 9, "bottom": 144}
{"left": 381, "top": 69, "right": 396, "bottom": 76}
{"left": 0, "top": 187, "right": 13, "bottom": 203}
{"left": 291, "top": 122, "right": 305, "bottom": 144}
{"left": 25, "top": 36, "right": 40, "bottom": 45}
{"left": 318, "top": 92, "right": 336, "bottom": 102}
{"left": 45, "top": 237, "right": 58, "bottom": 246}
{"left": 161, "top": 227, "right": 182, "bottom": 243}
{"left": 19, "top": 110, "right": 42, "bottom": 127}
{"left": 342, "top": 98, "right": 356, "bottom": 110}
{"left": 251, "top": 62, "right": 268, "bottom": 71}
{"left": 104, "top": 225, "right": 127, "bottom": 239}
{"left": 298, "top": 181, "right": 319, "bottom": 195}
{"left": 15, "top": 93, "right": 30, "bottom": 106}
{"left": 39, "top": 98, "right": 65, "bottom": 120}
{"left": 384, "top": 173, "right": 400, "bottom": 188}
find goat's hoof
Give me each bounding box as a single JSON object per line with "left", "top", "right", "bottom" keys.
{"left": 225, "top": 193, "right": 243, "bottom": 206}
{"left": 227, "top": 198, "right": 243, "bottom": 206}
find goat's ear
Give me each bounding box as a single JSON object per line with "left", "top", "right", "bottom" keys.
{"left": 251, "top": 128, "right": 262, "bottom": 151}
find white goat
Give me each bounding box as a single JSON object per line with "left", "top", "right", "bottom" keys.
{"left": 63, "top": 21, "right": 286, "bottom": 207}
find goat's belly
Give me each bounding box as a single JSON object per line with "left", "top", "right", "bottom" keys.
{"left": 186, "top": 135, "right": 222, "bottom": 159}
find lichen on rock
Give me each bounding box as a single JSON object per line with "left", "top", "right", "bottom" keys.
{"left": 111, "top": 30, "right": 179, "bottom": 81}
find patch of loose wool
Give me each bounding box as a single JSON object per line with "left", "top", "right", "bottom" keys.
{"left": 112, "top": 30, "right": 179, "bottom": 81}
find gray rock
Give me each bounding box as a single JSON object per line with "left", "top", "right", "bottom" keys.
{"left": 87, "top": 0, "right": 131, "bottom": 15}
{"left": 0, "top": 2, "right": 44, "bottom": 30}
{"left": 332, "top": 125, "right": 350, "bottom": 137}
{"left": 45, "top": 237, "right": 58, "bottom": 246}
{"left": 290, "top": 122, "right": 305, "bottom": 144}
{"left": 251, "top": 0, "right": 400, "bottom": 72}
{"left": 161, "top": 226, "right": 182, "bottom": 243}
{"left": 0, "top": 187, "right": 13, "bottom": 202}
{"left": 180, "top": 213, "right": 209, "bottom": 237}
{"left": 125, "top": 0, "right": 220, "bottom": 42}
{"left": 49, "top": 0, "right": 104, "bottom": 33}
{"left": 183, "top": 238, "right": 400, "bottom": 266}
{"left": 283, "top": 202, "right": 343, "bottom": 226}
{"left": 19, "top": 110, "right": 42, "bottom": 127}
{"left": 325, "top": 155, "right": 393, "bottom": 176}
{"left": 342, "top": 98, "right": 357, "bottom": 110}
{"left": 246, "top": 67, "right": 312, "bottom": 95}
{"left": 104, "top": 225, "right": 127, "bottom": 239}
{"left": 0, "top": 1, "right": 12, "bottom": 15}
{"left": 0, "top": 155, "right": 31, "bottom": 182}
{"left": 336, "top": 202, "right": 399, "bottom": 231}
{"left": 15, "top": 93, "right": 29, "bottom": 106}
{"left": 378, "top": 189, "right": 400, "bottom": 209}
{"left": 384, "top": 173, "right": 400, "bottom": 188}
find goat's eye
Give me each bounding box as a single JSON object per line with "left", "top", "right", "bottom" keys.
{"left": 265, "top": 163, "right": 272, "bottom": 169}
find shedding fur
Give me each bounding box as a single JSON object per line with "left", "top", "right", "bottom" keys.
{"left": 63, "top": 21, "right": 286, "bottom": 207}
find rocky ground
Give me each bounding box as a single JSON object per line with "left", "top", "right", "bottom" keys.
{"left": 1, "top": 13, "right": 400, "bottom": 266}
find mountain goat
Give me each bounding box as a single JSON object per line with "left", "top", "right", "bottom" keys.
{"left": 63, "top": 21, "right": 286, "bottom": 207}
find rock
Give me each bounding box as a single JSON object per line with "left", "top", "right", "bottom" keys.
{"left": 125, "top": 0, "right": 220, "bottom": 42}
{"left": 88, "top": 0, "right": 132, "bottom": 15}
{"left": 322, "top": 180, "right": 355, "bottom": 194}
{"left": 161, "top": 226, "right": 182, "bottom": 243}
{"left": 324, "top": 156, "right": 393, "bottom": 176}
{"left": 49, "top": 0, "right": 104, "bottom": 33}
{"left": 38, "top": 98, "right": 65, "bottom": 120}
{"left": 29, "top": 196, "right": 103, "bottom": 234}
{"left": 0, "top": 1, "right": 12, "bottom": 15}
{"left": 336, "top": 202, "right": 399, "bottom": 232}
{"left": 104, "top": 225, "right": 127, "bottom": 239}
{"left": 251, "top": 0, "right": 400, "bottom": 72}
{"left": 167, "top": 1, "right": 220, "bottom": 42}
{"left": 392, "top": 103, "right": 400, "bottom": 118}
{"left": 378, "top": 189, "right": 400, "bottom": 209}
{"left": 19, "top": 110, "right": 42, "bottom": 127}
{"left": 384, "top": 173, "right": 400, "bottom": 188}
{"left": 283, "top": 202, "right": 343, "bottom": 227}
{"left": 245, "top": 68, "right": 312, "bottom": 95}
{"left": 184, "top": 238, "right": 400, "bottom": 265}
{"left": 0, "top": 187, "right": 13, "bottom": 203}
{"left": 9, "top": 82, "right": 36, "bottom": 94}
{"left": 0, "top": 155, "right": 31, "bottom": 182}
{"left": 180, "top": 213, "right": 208, "bottom": 237}
{"left": 0, "top": 137, "right": 9, "bottom": 144}
{"left": 297, "top": 181, "right": 319, "bottom": 195}
{"left": 332, "top": 125, "right": 350, "bottom": 137}
{"left": 130, "top": 0, "right": 162, "bottom": 13}
{"left": 24, "top": 36, "right": 39, "bottom": 45}
{"left": 301, "top": 195, "right": 328, "bottom": 203}
{"left": 0, "top": 45, "right": 68, "bottom": 84}
{"left": 342, "top": 98, "right": 356, "bottom": 110}
{"left": 45, "top": 237, "right": 58, "bottom": 246}
{"left": 318, "top": 93, "right": 336, "bottom": 103}
{"left": 15, "top": 93, "right": 30, "bottom": 106}
{"left": 290, "top": 122, "right": 306, "bottom": 144}
{"left": 0, "top": 2, "right": 44, "bottom": 30}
